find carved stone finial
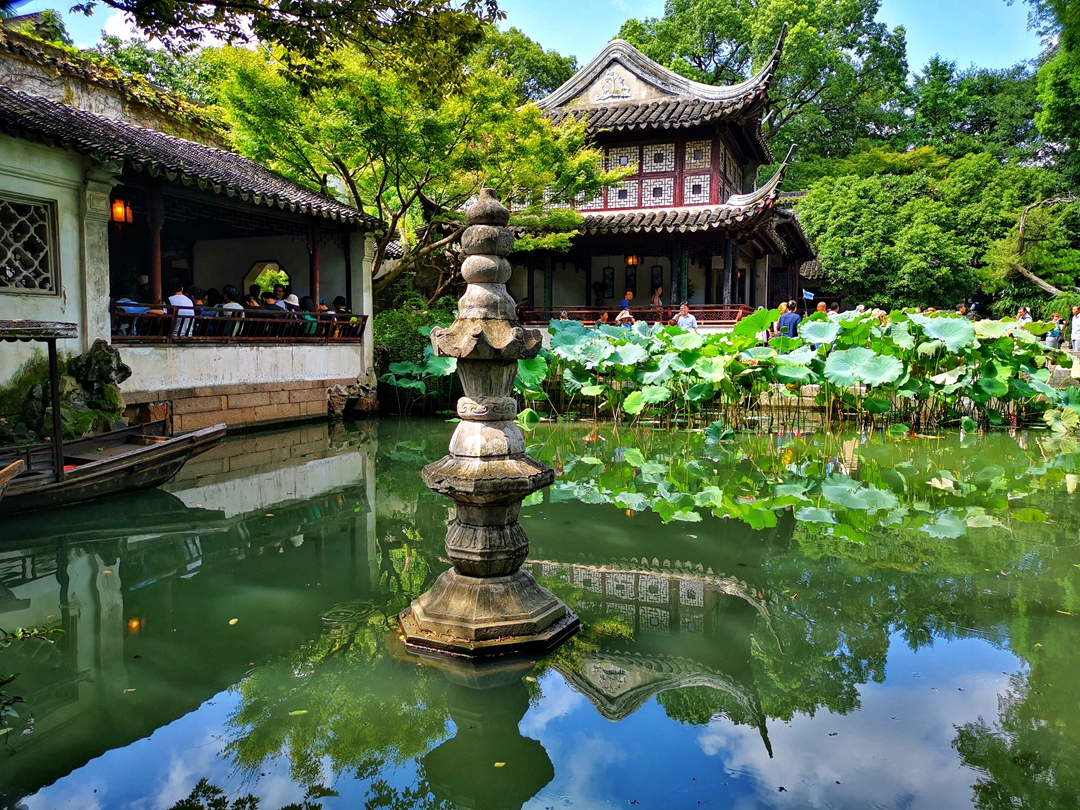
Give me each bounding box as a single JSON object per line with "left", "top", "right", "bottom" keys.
{"left": 466, "top": 188, "right": 511, "bottom": 226}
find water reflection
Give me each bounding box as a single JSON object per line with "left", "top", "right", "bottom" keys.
{"left": 2, "top": 420, "right": 1080, "bottom": 809}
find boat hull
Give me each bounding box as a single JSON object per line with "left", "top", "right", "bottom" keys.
{"left": 0, "top": 424, "right": 225, "bottom": 515}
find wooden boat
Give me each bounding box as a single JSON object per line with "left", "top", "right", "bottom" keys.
{"left": 0, "top": 458, "right": 24, "bottom": 502}
{"left": 0, "top": 421, "right": 226, "bottom": 515}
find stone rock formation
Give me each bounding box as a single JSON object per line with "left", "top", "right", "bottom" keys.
{"left": 399, "top": 189, "right": 579, "bottom": 656}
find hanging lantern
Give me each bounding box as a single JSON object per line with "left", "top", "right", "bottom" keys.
{"left": 111, "top": 198, "right": 133, "bottom": 224}
{"left": 625, "top": 254, "right": 639, "bottom": 267}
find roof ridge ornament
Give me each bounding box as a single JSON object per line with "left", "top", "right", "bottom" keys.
{"left": 537, "top": 23, "right": 788, "bottom": 111}
{"left": 726, "top": 142, "right": 796, "bottom": 209}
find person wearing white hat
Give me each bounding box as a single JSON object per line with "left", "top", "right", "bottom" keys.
{"left": 283, "top": 293, "right": 300, "bottom": 311}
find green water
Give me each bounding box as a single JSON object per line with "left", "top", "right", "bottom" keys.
{"left": 2, "top": 419, "right": 1080, "bottom": 810}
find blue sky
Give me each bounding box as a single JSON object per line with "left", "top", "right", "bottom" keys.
{"left": 19, "top": 0, "right": 1045, "bottom": 74}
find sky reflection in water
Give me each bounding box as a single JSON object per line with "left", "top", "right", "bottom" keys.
{"left": 3, "top": 419, "right": 1079, "bottom": 810}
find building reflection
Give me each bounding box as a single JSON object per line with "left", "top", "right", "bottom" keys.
{"left": 0, "top": 422, "right": 378, "bottom": 808}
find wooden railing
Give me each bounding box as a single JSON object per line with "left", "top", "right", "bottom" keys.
{"left": 519, "top": 305, "right": 754, "bottom": 326}
{"left": 110, "top": 305, "right": 367, "bottom": 345}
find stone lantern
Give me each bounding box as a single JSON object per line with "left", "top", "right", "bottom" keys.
{"left": 399, "top": 189, "right": 579, "bottom": 656}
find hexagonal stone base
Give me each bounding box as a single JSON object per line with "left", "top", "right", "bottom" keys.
{"left": 400, "top": 569, "right": 580, "bottom": 658}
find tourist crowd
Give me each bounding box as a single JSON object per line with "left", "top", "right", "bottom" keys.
{"left": 111, "top": 278, "right": 358, "bottom": 339}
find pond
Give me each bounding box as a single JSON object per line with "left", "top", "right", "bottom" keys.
{"left": 1, "top": 419, "right": 1079, "bottom": 810}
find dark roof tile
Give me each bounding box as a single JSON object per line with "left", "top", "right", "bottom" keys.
{"left": 0, "top": 86, "right": 381, "bottom": 228}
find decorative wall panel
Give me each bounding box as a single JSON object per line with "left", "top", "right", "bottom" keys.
{"left": 643, "top": 177, "right": 674, "bottom": 206}
{"left": 0, "top": 194, "right": 58, "bottom": 294}
{"left": 683, "top": 175, "right": 711, "bottom": 205}
{"left": 609, "top": 180, "right": 640, "bottom": 208}
{"left": 643, "top": 142, "right": 675, "bottom": 173}
{"left": 685, "top": 139, "right": 711, "bottom": 170}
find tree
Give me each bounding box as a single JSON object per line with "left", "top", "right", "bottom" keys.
{"left": 93, "top": 36, "right": 219, "bottom": 104}
{"left": 797, "top": 153, "right": 1065, "bottom": 308}
{"left": 217, "top": 46, "right": 615, "bottom": 301}
{"left": 68, "top": 0, "right": 500, "bottom": 83}
{"left": 617, "top": 0, "right": 909, "bottom": 162}
{"left": 471, "top": 26, "right": 578, "bottom": 102}
{"left": 907, "top": 56, "right": 1046, "bottom": 162}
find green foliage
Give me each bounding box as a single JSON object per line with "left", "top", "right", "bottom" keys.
{"left": 93, "top": 36, "right": 219, "bottom": 103}
{"left": 217, "top": 46, "right": 616, "bottom": 295}
{"left": 799, "top": 154, "right": 1068, "bottom": 308}
{"left": 471, "top": 26, "right": 578, "bottom": 102}
{"left": 71, "top": 0, "right": 500, "bottom": 86}
{"left": 383, "top": 309, "right": 1070, "bottom": 430}
{"left": 371, "top": 292, "right": 456, "bottom": 365}
{"left": 619, "top": 0, "right": 908, "bottom": 162}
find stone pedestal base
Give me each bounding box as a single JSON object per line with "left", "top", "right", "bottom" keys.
{"left": 400, "top": 569, "right": 580, "bottom": 658}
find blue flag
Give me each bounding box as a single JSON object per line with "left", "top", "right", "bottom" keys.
{"left": 802, "top": 289, "right": 815, "bottom": 300}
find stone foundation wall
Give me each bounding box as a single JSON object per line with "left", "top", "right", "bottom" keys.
{"left": 124, "top": 378, "right": 354, "bottom": 433}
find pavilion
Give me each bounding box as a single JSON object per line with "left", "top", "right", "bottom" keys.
{"left": 508, "top": 31, "right": 813, "bottom": 326}
{"left": 0, "top": 27, "right": 383, "bottom": 429}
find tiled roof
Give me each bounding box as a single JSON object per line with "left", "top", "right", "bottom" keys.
{"left": 0, "top": 86, "right": 381, "bottom": 228}
{"left": 582, "top": 144, "right": 795, "bottom": 236}
{"left": 538, "top": 29, "right": 785, "bottom": 152}
{"left": 0, "top": 27, "right": 220, "bottom": 139}
{"left": 547, "top": 93, "right": 767, "bottom": 134}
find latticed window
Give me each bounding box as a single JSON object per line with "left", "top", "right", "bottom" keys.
{"left": 0, "top": 194, "right": 58, "bottom": 294}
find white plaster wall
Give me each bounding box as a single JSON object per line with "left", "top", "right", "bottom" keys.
{"left": 192, "top": 234, "right": 349, "bottom": 302}
{"left": 507, "top": 263, "right": 527, "bottom": 303}
{"left": 118, "top": 343, "right": 365, "bottom": 395}
{"left": 551, "top": 263, "right": 587, "bottom": 307}
{"left": 0, "top": 135, "right": 91, "bottom": 381}
{"left": 168, "top": 450, "right": 369, "bottom": 518}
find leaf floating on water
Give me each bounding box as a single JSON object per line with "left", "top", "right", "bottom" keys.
{"left": 124, "top": 688, "right": 136, "bottom": 693}
{"left": 101, "top": 570, "right": 112, "bottom": 574}
{"left": 525, "top": 676, "right": 537, "bottom": 683}
{"left": 494, "top": 762, "right": 505, "bottom": 768}
{"left": 289, "top": 710, "right": 309, "bottom": 716}
{"left": 228, "top": 618, "right": 239, "bottom": 625}
{"left": 266, "top": 513, "right": 274, "bottom": 517}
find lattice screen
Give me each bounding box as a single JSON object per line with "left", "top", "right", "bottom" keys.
{"left": 643, "top": 143, "right": 676, "bottom": 173}
{"left": 685, "top": 140, "right": 711, "bottom": 170}
{"left": 683, "top": 174, "right": 711, "bottom": 205}
{"left": 0, "top": 195, "right": 57, "bottom": 294}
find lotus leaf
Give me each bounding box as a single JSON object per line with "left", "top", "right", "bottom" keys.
{"left": 974, "top": 320, "right": 1012, "bottom": 340}
{"left": 858, "top": 355, "right": 904, "bottom": 386}
{"left": 824, "top": 347, "right": 876, "bottom": 387}
{"left": 580, "top": 385, "right": 607, "bottom": 397}
{"left": 516, "top": 357, "right": 547, "bottom": 388}
{"left": 693, "top": 355, "right": 729, "bottom": 382}
{"left": 916, "top": 340, "right": 944, "bottom": 357}
{"left": 640, "top": 385, "right": 672, "bottom": 404}
{"left": 578, "top": 339, "right": 615, "bottom": 369}
{"left": 671, "top": 332, "right": 704, "bottom": 350}
{"left": 919, "top": 511, "right": 967, "bottom": 539}
{"left": 863, "top": 397, "right": 893, "bottom": 414}
{"left": 622, "top": 391, "right": 645, "bottom": 415}
{"left": 795, "top": 507, "right": 837, "bottom": 524}
{"left": 887, "top": 321, "right": 916, "bottom": 349}
{"left": 685, "top": 383, "right": 713, "bottom": 402}
{"left": 977, "top": 377, "right": 1009, "bottom": 398}
{"left": 517, "top": 408, "right": 541, "bottom": 427}
{"left": 732, "top": 307, "right": 780, "bottom": 338}
{"left": 798, "top": 320, "right": 841, "bottom": 344}
{"left": 909, "top": 314, "right": 976, "bottom": 352}
{"left": 609, "top": 343, "right": 649, "bottom": 366}
{"left": 614, "top": 491, "right": 649, "bottom": 510}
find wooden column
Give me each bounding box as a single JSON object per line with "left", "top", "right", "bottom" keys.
{"left": 722, "top": 239, "right": 733, "bottom": 305}
{"left": 343, "top": 228, "right": 353, "bottom": 310}
{"left": 149, "top": 189, "right": 164, "bottom": 305}
{"left": 703, "top": 250, "right": 714, "bottom": 304}
{"left": 309, "top": 222, "right": 321, "bottom": 304}
{"left": 543, "top": 253, "right": 552, "bottom": 308}
{"left": 47, "top": 338, "right": 64, "bottom": 483}
{"left": 669, "top": 243, "right": 681, "bottom": 304}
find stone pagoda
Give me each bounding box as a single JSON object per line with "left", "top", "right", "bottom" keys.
{"left": 399, "top": 189, "right": 579, "bottom": 657}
